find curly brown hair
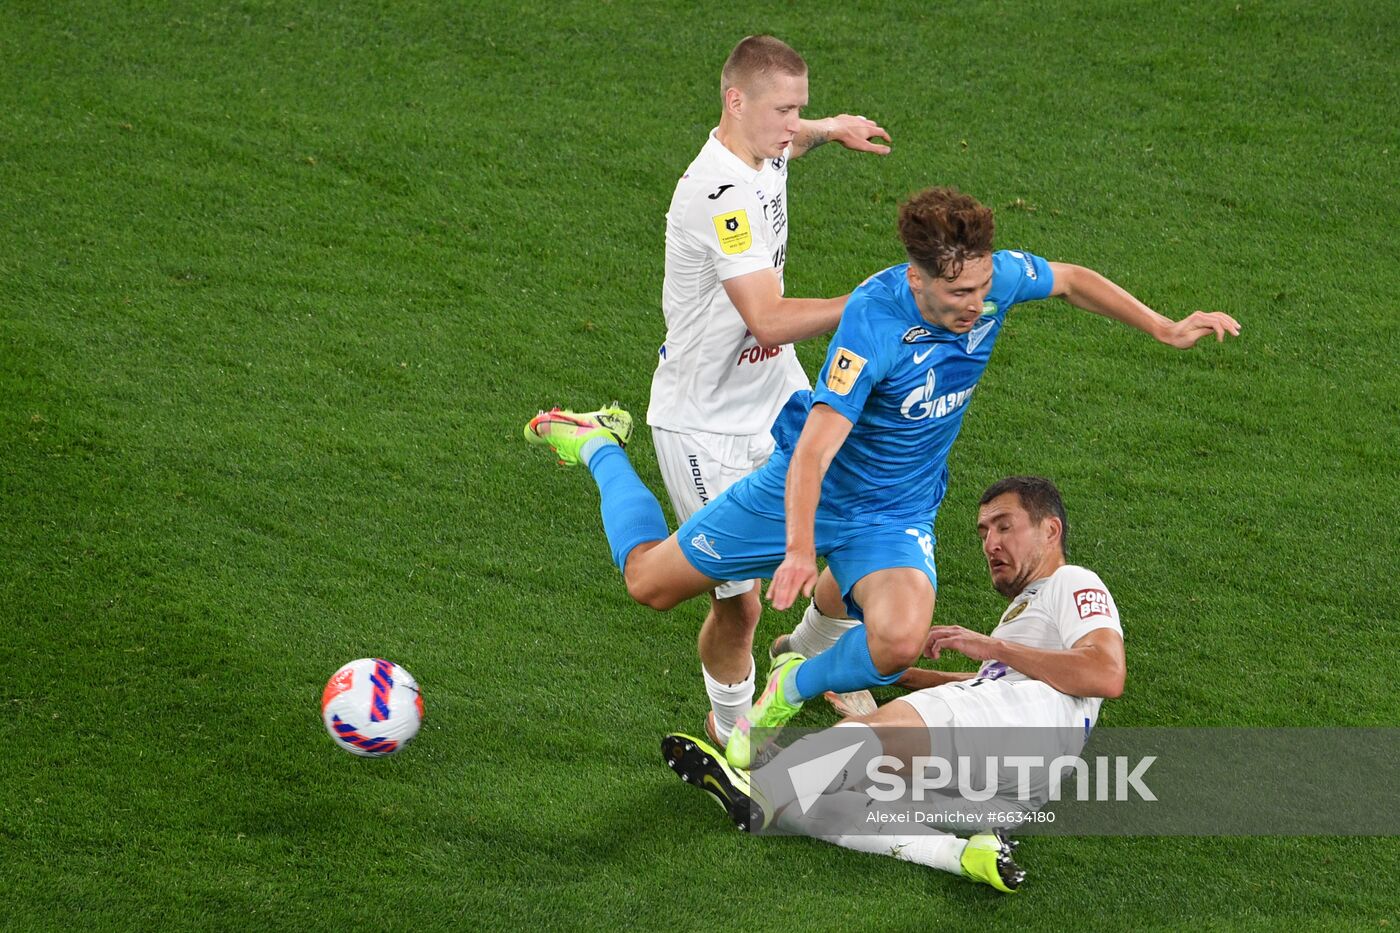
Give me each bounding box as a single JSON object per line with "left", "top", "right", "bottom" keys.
{"left": 897, "top": 187, "right": 995, "bottom": 279}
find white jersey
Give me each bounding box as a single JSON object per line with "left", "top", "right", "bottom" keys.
{"left": 648, "top": 130, "right": 810, "bottom": 436}
{"left": 973, "top": 564, "right": 1124, "bottom": 725}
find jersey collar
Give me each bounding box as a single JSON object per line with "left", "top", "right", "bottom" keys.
{"left": 1011, "top": 575, "right": 1053, "bottom": 601}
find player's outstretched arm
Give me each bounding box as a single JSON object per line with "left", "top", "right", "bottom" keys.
{"left": 791, "top": 114, "right": 892, "bottom": 158}
{"left": 723, "top": 268, "right": 848, "bottom": 347}
{"left": 1047, "top": 262, "right": 1241, "bottom": 349}
{"left": 769, "top": 404, "right": 853, "bottom": 611}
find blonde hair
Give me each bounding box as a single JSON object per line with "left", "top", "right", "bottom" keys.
{"left": 720, "top": 35, "right": 807, "bottom": 97}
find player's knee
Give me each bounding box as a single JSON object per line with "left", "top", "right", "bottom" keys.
{"left": 711, "top": 591, "right": 761, "bottom": 634}
{"left": 620, "top": 545, "right": 680, "bottom": 610}
{"left": 623, "top": 571, "right": 682, "bottom": 611}
{"left": 866, "top": 627, "right": 924, "bottom": 674}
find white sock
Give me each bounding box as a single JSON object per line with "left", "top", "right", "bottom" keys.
{"left": 788, "top": 599, "right": 860, "bottom": 658}
{"left": 702, "top": 661, "right": 755, "bottom": 743}
{"left": 829, "top": 828, "right": 966, "bottom": 875}
{"left": 778, "top": 788, "right": 967, "bottom": 876}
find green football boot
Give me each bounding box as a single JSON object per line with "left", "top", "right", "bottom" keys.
{"left": 661, "top": 733, "right": 770, "bottom": 833}
{"left": 726, "top": 651, "right": 805, "bottom": 769}
{"left": 523, "top": 404, "right": 633, "bottom": 466}
{"left": 768, "top": 634, "right": 876, "bottom": 717}
{"left": 960, "top": 830, "right": 1026, "bottom": 893}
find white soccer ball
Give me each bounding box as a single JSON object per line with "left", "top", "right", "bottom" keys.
{"left": 320, "top": 658, "right": 424, "bottom": 757}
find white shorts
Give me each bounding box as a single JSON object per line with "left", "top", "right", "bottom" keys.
{"left": 652, "top": 425, "right": 775, "bottom": 599}
{"left": 896, "top": 678, "right": 1093, "bottom": 808}
{"left": 899, "top": 677, "right": 1094, "bottom": 732}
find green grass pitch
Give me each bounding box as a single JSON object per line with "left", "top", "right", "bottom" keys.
{"left": 2, "top": 1, "right": 1396, "bottom": 929}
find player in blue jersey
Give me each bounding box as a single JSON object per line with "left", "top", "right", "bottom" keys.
{"left": 525, "top": 186, "right": 1239, "bottom": 766}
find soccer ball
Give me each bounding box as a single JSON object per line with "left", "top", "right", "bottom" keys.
{"left": 320, "top": 658, "right": 424, "bottom": 757}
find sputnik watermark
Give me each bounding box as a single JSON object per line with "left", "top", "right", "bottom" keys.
{"left": 750, "top": 727, "right": 1400, "bottom": 836}
{"left": 863, "top": 754, "right": 1157, "bottom": 803}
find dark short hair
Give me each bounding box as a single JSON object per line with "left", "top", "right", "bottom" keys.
{"left": 979, "top": 476, "right": 1069, "bottom": 558}
{"left": 897, "top": 187, "right": 995, "bottom": 279}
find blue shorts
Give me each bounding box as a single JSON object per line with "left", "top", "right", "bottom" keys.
{"left": 675, "top": 482, "right": 937, "bottom": 621}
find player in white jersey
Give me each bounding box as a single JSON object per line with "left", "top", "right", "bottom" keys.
{"left": 648, "top": 36, "right": 891, "bottom": 747}
{"left": 662, "top": 476, "right": 1125, "bottom": 893}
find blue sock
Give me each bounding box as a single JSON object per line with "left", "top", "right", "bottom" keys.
{"left": 789, "top": 624, "right": 905, "bottom": 702}
{"left": 585, "top": 443, "right": 670, "bottom": 571}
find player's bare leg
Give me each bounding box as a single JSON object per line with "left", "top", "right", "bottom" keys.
{"left": 621, "top": 537, "right": 721, "bottom": 610}
{"left": 849, "top": 567, "right": 936, "bottom": 676}
{"left": 625, "top": 538, "right": 763, "bottom": 745}
{"left": 697, "top": 586, "right": 761, "bottom": 744}
{"left": 814, "top": 568, "right": 846, "bottom": 618}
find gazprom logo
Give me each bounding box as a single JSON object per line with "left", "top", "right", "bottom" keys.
{"left": 900, "top": 370, "right": 977, "bottom": 421}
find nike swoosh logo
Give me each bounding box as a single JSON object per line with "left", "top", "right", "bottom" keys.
{"left": 913, "top": 348, "right": 934, "bottom": 364}
{"left": 702, "top": 774, "right": 730, "bottom": 800}
{"left": 707, "top": 184, "right": 735, "bottom": 200}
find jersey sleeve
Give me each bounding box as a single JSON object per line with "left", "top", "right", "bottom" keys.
{"left": 989, "top": 249, "right": 1055, "bottom": 310}
{"left": 810, "top": 294, "right": 891, "bottom": 423}
{"left": 683, "top": 185, "right": 774, "bottom": 281}
{"left": 1050, "top": 566, "right": 1123, "bottom": 648}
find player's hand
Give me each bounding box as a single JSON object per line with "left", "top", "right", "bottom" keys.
{"left": 824, "top": 114, "right": 892, "bottom": 155}
{"left": 923, "top": 625, "right": 1002, "bottom": 662}
{"left": 1161, "top": 310, "right": 1241, "bottom": 348}
{"left": 767, "top": 551, "right": 819, "bottom": 611}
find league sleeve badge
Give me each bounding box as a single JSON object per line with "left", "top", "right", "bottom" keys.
{"left": 711, "top": 210, "right": 753, "bottom": 255}
{"left": 825, "top": 347, "right": 868, "bottom": 396}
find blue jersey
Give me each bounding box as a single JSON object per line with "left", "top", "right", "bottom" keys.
{"left": 741, "top": 249, "right": 1054, "bottom": 523}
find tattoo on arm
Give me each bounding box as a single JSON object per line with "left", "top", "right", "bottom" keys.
{"left": 794, "top": 127, "right": 829, "bottom": 157}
